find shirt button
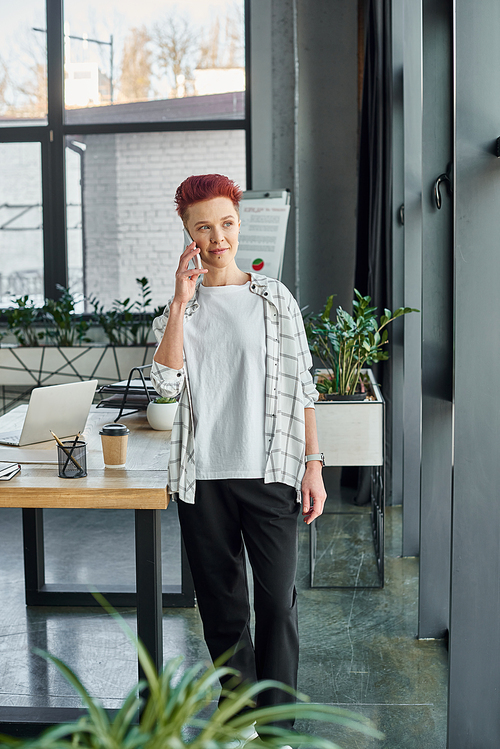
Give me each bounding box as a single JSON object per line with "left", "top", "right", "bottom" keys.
{"left": 264, "top": 292, "right": 268, "bottom": 296}
{"left": 251, "top": 284, "right": 256, "bottom": 289}
{"left": 177, "top": 372, "right": 182, "bottom": 377}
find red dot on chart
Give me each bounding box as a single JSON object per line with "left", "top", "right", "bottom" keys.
{"left": 252, "top": 258, "right": 264, "bottom": 271}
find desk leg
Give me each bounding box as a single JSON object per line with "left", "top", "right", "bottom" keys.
{"left": 181, "top": 536, "right": 195, "bottom": 605}
{"left": 135, "top": 509, "right": 163, "bottom": 683}
{"left": 22, "top": 509, "right": 45, "bottom": 605}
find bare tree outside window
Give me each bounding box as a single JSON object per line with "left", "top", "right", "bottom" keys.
{"left": 0, "top": 57, "right": 9, "bottom": 112}
{"left": 153, "top": 15, "right": 197, "bottom": 99}
{"left": 198, "top": 5, "right": 244, "bottom": 70}
{"left": 0, "top": 30, "right": 47, "bottom": 120}
{"left": 16, "top": 59, "right": 48, "bottom": 118}
{"left": 119, "top": 26, "right": 153, "bottom": 102}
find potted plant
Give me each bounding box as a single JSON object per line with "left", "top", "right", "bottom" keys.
{"left": 146, "top": 396, "right": 178, "bottom": 431}
{"left": 305, "top": 289, "right": 417, "bottom": 399}
{"left": 304, "top": 290, "right": 417, "bottom": 466}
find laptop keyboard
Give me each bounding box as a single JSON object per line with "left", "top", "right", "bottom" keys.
{"left": 0, "top": 433, "right": 20, "bottom": 445}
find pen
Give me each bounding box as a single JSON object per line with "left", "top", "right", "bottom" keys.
{"left": 62, "top": 432, "right": 81, "bottom": 474}
{"left": 50, "top": 430, "right": 83, "bottom": 472}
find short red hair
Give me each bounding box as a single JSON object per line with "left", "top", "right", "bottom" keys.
{"left": 174, "top": 174, "right": 243, "bottom": 221}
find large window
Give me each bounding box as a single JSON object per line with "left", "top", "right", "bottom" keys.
{"left": 0, "top": 0, "right": 249, "bottom": 306}
{"left": 63, "top": 0, "right": 245, "bottom": 126}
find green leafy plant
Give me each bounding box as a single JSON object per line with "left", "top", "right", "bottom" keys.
{"left": 128, "top": 277, "right": 154, "bottom": 346}
{"left": 154, "top": 396, "right": 177, "bottom": 404}
{"left": 305, "top": 290, "right": 418, "bottom": 397}
{"left": 88, "top": 297, "right": 125, "bottom": 346}
{"left": 43, "top": 286, "right": 91, "bottom": 346}
{"left": 0, "top": 595, "right": 383, "bottom": 749}
{"left": 2, "top": 279, "right": 162, "bottom": 348}
{"left": 4, "top": 295, "right": 45, "bottom": 347}
{"left": 89, "top": 278, "right": 157, "bottom": 346}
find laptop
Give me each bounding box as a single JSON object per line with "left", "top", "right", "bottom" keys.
{"left": 0, "top": 380, "right": 98, "bottom": 447}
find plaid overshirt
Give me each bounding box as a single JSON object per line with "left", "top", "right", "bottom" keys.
{"left": 150, "top": 273, "right": 318, "bottom": 504}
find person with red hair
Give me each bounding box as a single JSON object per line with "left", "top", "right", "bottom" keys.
{"left": 174, "top": 173, "right": 243, "bottom": 219}
{"left": 151, "top": 174, "right": 326, "bottom": 739}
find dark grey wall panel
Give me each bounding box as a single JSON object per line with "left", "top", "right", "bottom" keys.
{"left": 390, "top": 0, "right": 405, "bottom": 510}
{"left": 402, "top": 0, "right": 423, "bottom": 556}
{"left": 250, "top": 0, "right": 358, "bottom": 312}
{"left": 418, "top": 0, "right": 453, "bottom": 639}
{"left": 296, "top": 0, "right": 358, "bottom": 313}
{"left": 448, "top": 0, "right": 500, "bottom": 745}
{"left": 250, "top": 0, "right": 298, "bottom": 296}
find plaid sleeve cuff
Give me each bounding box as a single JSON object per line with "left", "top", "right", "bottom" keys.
{"left": 301, "top": 369, "right": 318, "bottom": 408}
{"left": 150, "top": 356, "right": 185, "bottom": 398}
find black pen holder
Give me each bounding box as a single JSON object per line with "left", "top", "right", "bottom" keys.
{"left": 57, "top": 440, "right": 87, "bottom": 478}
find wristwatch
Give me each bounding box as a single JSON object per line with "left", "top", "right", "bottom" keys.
{"left": 305, "top": 453, "right": 325, "bottom": 466}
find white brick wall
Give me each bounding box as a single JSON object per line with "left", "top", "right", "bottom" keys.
{"left": 83, "top": 130, "right": 246, "bottom": 309}
{"left": 83, "top": 134, "right": 120, "bottom": 308}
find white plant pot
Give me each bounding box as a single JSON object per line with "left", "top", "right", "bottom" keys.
{"left": 146, "top": 401, "right": 178, "bottom": 431}
{"left": 314, "top": 368, "right": 384, "bottom": 466}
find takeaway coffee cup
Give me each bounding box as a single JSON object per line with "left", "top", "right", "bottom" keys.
{"left": 99, "top": 423, "right": 130, "bottom": 468}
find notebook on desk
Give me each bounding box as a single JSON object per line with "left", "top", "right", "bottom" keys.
{"left": 0, "top": 380, "right": 98, "bottom": 446}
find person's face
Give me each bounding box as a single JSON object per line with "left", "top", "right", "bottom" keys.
{"left": 184, "top": 197, "right": 240, "bottom": 271}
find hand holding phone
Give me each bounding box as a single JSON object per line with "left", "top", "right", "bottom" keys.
{"left": 184, "top": 228, "right": 203, "bottom": 269}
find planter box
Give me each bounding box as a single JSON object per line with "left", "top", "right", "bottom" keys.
{"left": 314, "top": 368, "right": 384, "bottom": 466}
{"left": 0, "top": 344, "right": 155, "bottom": 387}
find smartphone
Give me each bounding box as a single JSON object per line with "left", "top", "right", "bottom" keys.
{"left": 184, "top": 228, "right": 203, "bottom": 270}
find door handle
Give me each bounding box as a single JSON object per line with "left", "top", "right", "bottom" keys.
{"left": 434, "top": 164, "right": 453, "bottom": 209}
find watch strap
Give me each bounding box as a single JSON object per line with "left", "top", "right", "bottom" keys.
{"left": 305, "top": 453, "right": 325, "bottom": 465}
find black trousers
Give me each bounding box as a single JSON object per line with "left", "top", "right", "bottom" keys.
{"left": 177, "top": 478, "right": 300, "bottom": 725}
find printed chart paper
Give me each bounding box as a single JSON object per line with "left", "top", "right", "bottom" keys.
{"left": 237, "top": 200, "right": 290, "bottom": 280}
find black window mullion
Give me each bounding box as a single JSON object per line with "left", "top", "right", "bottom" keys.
{"left": 44, "top": 0, "right": 67, "bottom": 299}
{"left": 0, "top": 127, "right": 48, "bottom": 143}
{"left": 63, "top": 120, "right": 246, "bottom": 136}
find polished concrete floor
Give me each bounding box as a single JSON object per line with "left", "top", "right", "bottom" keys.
{"left": 0, "top": 469, "right": 448, "bottom": 748}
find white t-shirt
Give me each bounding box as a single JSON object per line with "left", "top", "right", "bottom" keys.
{"left": 183, "top": 281, "right": 267, "bottom": 480}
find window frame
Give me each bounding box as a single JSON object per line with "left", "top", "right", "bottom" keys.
{"left": 0, "top": 0, "right": 251, "bottom": 302}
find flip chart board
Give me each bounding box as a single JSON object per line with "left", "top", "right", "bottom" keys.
{"left": 237, "top": 190, "right": 290, "bottom": 280}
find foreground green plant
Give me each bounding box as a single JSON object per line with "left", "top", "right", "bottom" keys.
{"left": 305, "top": 290, "right": 418, "bottom": 396}
{"left": 0, "top": 595, "right": 383, "bottom": 749}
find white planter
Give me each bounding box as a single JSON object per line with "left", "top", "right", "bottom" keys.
{"left": 146, "top": 401, "right": 178, "bottom": 431}
{"left": 0, "top": 344, "right": 155, "bottom": 387}
{"left": 314, "top": 369, "right": 384, "bottom": 466}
